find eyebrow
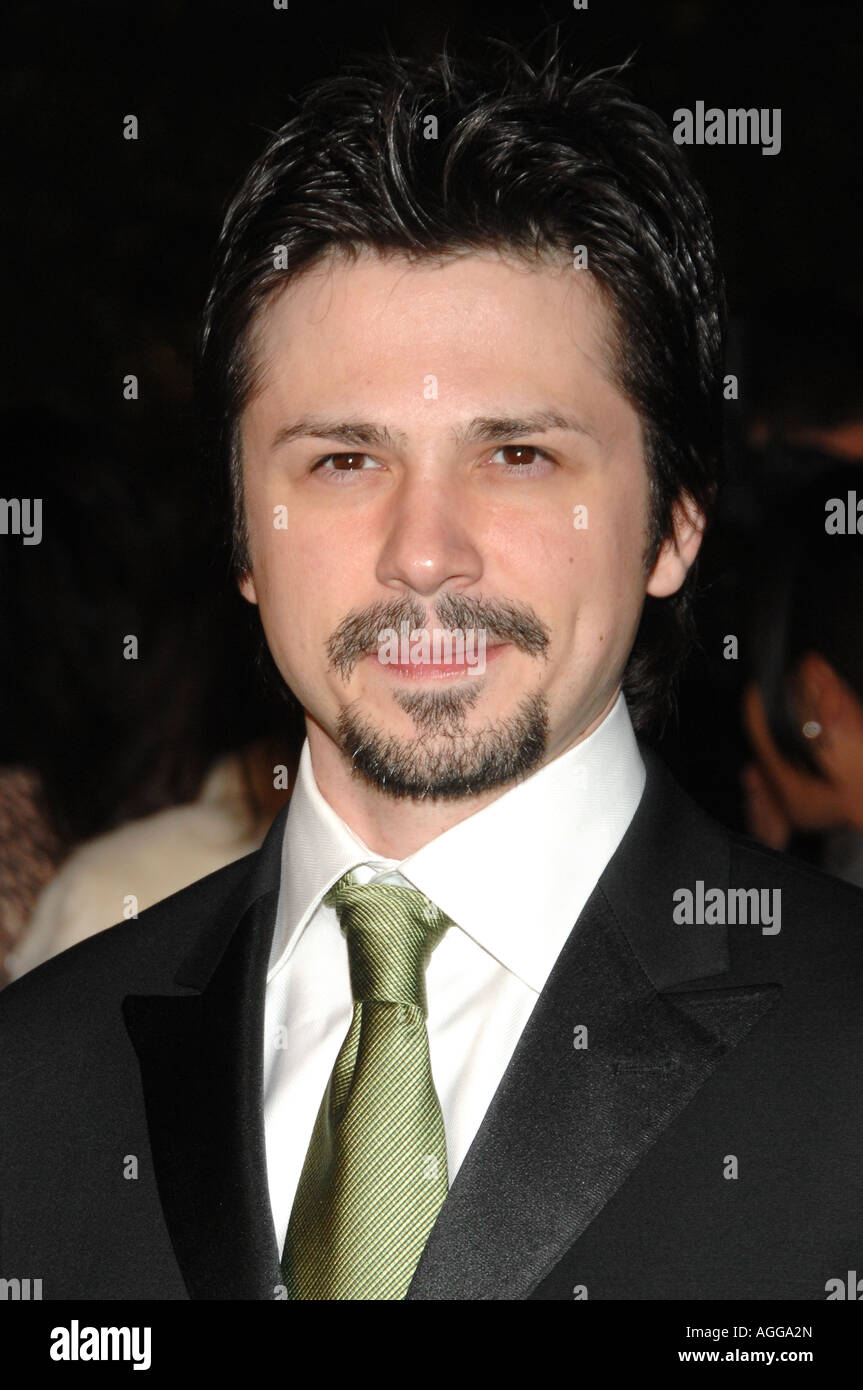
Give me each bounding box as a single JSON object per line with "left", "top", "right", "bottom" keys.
{"left": 268, "top": 409, "right": 599, "bottom": 453}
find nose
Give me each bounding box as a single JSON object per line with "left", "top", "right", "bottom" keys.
{"left": 375, "top": 471, "right": 484, "bottom": 598}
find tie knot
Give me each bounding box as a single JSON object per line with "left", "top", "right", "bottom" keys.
{"left": 323, "top": 874, "right": 451, "bottom": 1012}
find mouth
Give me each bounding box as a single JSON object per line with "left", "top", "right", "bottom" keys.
{"left": 366, "top": 641, "right": 509, "bottom": 681}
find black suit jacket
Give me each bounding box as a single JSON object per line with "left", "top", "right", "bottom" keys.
{"left": 1, "top": 747, "right": 862, "bottom": 1300}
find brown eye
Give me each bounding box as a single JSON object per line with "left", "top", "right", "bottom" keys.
{"left": 313, "top": 452, "right": 382, "bottom": 481}
{"left": 500, "top": 446, "right": 540, "bottom": 466}
{"left": 327, "top": 453, "right": 367, "bottom": 470}
{"left": 490, "top": 445, "right": 551, "bottom": 470}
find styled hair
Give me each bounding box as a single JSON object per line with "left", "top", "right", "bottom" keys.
{"left": 198, "top": 37, "right": 726, "bottom": 732}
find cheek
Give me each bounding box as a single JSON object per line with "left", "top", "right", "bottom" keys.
{"left": 539, "top": 515, "right": 648, "bottom": 684}
{"left": 589, "top": 492, "right": 650, "bottom": 594}
{"left": 253, "top": 523, "right": 368, "bottom": 665}
{"left": 542, "top": 499, "right": 647, "bottom": 606}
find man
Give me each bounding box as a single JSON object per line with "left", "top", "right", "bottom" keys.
{"left": 1, "top": 43, "right": 862, "bottom": 1302}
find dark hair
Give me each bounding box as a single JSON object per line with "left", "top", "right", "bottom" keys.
{"left": 198, "top": 37, "right": 726, "bottom": 733}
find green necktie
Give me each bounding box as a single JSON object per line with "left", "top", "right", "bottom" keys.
{"left": 281, "top": 872, "right": 452, "bottom": 1300}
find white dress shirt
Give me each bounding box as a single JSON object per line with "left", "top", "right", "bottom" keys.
{"left": 262, "top": 690, "right": 646, "bottom": 1248}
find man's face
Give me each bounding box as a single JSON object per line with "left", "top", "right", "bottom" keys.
{"left": 239, "top": 250, "right": 698, "bottom": 800}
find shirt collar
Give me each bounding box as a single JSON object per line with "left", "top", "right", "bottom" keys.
{"left": 269, "top": 691, "right": 645, "bottom": 992}
{"left": 269, "top": 742, "right": 390, "bottom": 980}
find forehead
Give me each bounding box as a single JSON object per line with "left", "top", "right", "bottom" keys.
{"left": 241, "top": 248, "right": 629, "bottom": 429}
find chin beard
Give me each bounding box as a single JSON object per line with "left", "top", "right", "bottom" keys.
{"left": 336, "top": 687, "right": 549, "bottom": 800}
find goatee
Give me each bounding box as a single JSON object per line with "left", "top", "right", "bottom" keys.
{"left": 337, "top": 689, "right": 549, "bottom": 800}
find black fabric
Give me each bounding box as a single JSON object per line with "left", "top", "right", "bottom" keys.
{"left": 123, "top": 891, "right": 281, "bottom": 1299}
{"left": 1, "top": 747, "right": 862, "bottom": 1300}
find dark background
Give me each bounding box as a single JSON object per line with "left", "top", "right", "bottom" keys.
{"left": 2, "top": 0, "right": 862, "bottom": 839}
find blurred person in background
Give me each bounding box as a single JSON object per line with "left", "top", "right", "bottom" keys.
{"left": 655, "top": 291, "right": 863, "bottom": 834}
{"left": 0, "top": 768, "right": 63, "bottom": 987}
{"left": 5, "top": 733, "right": 295, "bottom": 979}
{"left": 742, "top": 466, "right": 863, "bottom": 885}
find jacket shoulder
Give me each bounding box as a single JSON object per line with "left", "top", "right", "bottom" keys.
{"left": 631, "top": 748, "right": 863, "bottom": 984}
{"left": 0, "top": 849, "right": 260, "bottom": 1077}
{"left": 727, "top": 827, "right": 863, "bottom": 927}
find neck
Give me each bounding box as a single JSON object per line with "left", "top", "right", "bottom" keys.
{"left": 304, "top": 692, "right": 619, "bottom": 859}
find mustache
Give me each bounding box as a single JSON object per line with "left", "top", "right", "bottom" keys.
{"left": 327, "top": 592, "right": 550, "bottom": 680}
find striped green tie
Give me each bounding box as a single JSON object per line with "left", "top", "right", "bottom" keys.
{"left": 281, "top": 872, "right": 452, "bottom": 1300}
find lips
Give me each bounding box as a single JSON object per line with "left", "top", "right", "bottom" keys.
{"left": 369, "top": 642, "right": 508, "bottom": 679}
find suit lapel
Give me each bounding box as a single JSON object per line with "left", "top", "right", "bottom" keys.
{"left": 406, "top": 892, "right": 778, "bottom": 1300}
{"left": 122, "top": 808, "right": 290, "bottom": 1300}
{"left": 118, "top": 746, "right": 783, "bottom": 1302}
{"left": 407, "top": 748, "right": 782, "bottom": 1300}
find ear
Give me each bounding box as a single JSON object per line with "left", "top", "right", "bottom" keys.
{"left": 741, "top": 680, "right": 843, "bottom": 831}
{"left": 792, "top": 654, "right": 863, "bottom": 827}
{"left": 793, "top": 652, "right": 848, "bottom": 744}
{"left": 645, "top": 493, "right": 706, "bottom": 599}
{"left": 238, "top": 568, "right": 259, "bottom": 606}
